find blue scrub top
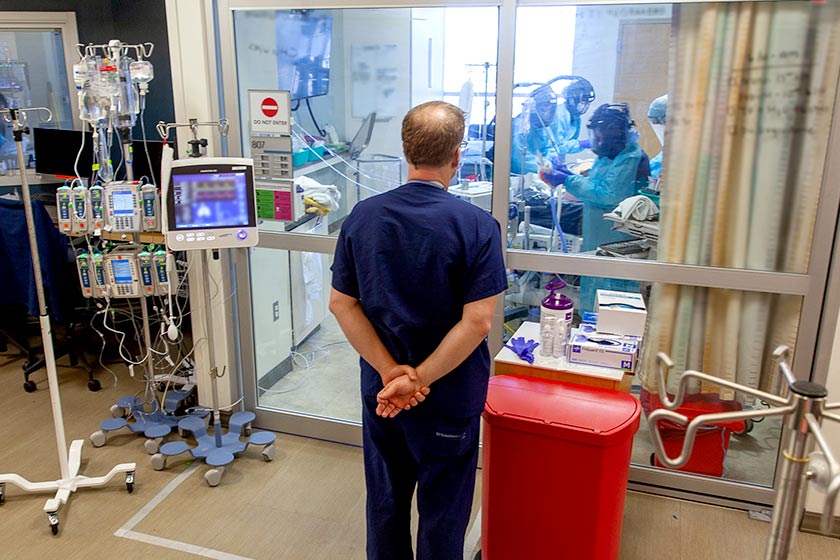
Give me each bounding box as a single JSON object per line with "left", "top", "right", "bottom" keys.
{"left": 332, "top": 181, "right": 508, "bottom": 417}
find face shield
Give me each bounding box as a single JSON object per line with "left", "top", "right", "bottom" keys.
{"left": 647, "top": 94, "right": 667, "bottom": 145}
{"left": 650, "top": 123, "right": 665, "bottom": 146}
{"left": 574, "top": 100, "right": 591, "bottom": 118}
{"left": 588, "top": 103, "right": 633, "bottom": 159}
{"left": 562, "top": 78, "right": 596, "bottom": 119}
{"left": 529, "top": 86, "right": 557, "bottom": 129}
{"left": 590, "top": 128, "right": 627, "bottom": 159}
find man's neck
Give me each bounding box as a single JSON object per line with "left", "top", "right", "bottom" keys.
{"left": 407, "top": 167, "right": 452, "bottom": 190}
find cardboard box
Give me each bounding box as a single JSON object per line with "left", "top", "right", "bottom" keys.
{"left": 567, "top": 328, "right": 638, "bottom": 371}
{"left": 595, "top": 290, "right": 647, "bottom": 336}
{"left": 576, "top": 322, "right": 640, "bottom": 343}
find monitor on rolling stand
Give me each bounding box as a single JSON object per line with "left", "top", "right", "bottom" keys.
{"left": 163, "top": 157, "right": 258, "bottom": 251}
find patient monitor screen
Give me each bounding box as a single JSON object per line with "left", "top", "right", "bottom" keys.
{"left": 171, "top": 171, "right": 252, "bottom": 230}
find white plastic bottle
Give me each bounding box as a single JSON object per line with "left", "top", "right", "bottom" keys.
{"left": 540, "top": 279, "right": 574, "bottom": 358}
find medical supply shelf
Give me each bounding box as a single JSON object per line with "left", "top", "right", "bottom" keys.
{"left": 494, "top": 321, "right": 630, "bottom": 391}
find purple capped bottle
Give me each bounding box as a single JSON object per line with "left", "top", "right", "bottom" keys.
{"left": 540, "top": 279, "right": 574, "bottom": 358}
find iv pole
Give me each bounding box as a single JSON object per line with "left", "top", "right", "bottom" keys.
{"left": 465, "top": 62, "right": 496, "bottom": 183}
{"left": 648, "top": 346, "right": 840, "bottom": 560}
{"left": 0, "top": 106, "right": 136, "bottom": 535}
{"left": 150, "top": 118, "right": 275, "bottom": 487}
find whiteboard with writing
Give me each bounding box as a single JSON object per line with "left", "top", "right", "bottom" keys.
{"left": 351, "top": 44, "right": 399, "bottom": 119}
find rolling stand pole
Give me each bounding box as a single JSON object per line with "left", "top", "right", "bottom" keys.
{"left": 122, "top": 135, "right": 156, "bottom": 401}
{"left": 0, "top": 107, "right": 136, "bottom": 535}
{"left": 202, "top": 248, "right": 224, "bottom": 448}
{"left": 13, "top": 109, "right": 69, "bottom": 479}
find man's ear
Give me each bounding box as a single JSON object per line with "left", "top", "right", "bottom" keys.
{"left": 452, "top": 147, "right": 461, "bottom": 170}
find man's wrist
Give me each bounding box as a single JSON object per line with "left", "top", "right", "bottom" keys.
{"left": 415, "top": 366, "right": 430, "bottom": 388}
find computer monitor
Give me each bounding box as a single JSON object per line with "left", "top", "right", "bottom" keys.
{"left": 348, "top": 112, "right": 376, "bottom": 160}
{"left": 276, "top": 11, "right": 332, "bottom": 100}
{"left": 164, "top": 157, "right": 258, "bottom": 250}
{"left": 33, "top": 128, "right": 175, "bottom": 183}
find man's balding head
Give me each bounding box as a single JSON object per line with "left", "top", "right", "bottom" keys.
{"left": 402, "top": 101, "right": 465, "bottom": 168}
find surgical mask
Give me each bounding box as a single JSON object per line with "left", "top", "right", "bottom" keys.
{"left": 651, "top": 123, "right": 665, "bottom": 146}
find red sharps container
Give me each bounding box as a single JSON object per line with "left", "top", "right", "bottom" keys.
{"left": 482, "top": 375, "right": 641, "bottom": 560}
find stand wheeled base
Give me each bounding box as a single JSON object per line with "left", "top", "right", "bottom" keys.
{"left": 0, "top": 439, "right": 135, "bottom": 534}
{"left": 91, "top": 394, "right": 209, "bottom": 454}
{"left": 151, "top": 411, "right": 275, "bottom": 487}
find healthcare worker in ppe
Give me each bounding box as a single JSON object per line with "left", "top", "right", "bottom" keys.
{"left": 540, "top": 103, "right": 649, "bottom": 311}
{"left": 647, "top": 94, "right": 667, "bottom": 180}
{"left": 510, "top": 77, "right": 595, "bottom": 175}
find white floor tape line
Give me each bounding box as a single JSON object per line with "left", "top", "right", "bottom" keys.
{"left": 119, "top": 530, "right": 256, "bottom": 560}
{"left": 115, "top": 463, "right": 200, "bottom": 535}
{"left": 114, "top": 464, "right": 256, "bottom": 560}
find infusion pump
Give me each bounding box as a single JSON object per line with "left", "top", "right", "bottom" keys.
{"left": 57, "top": 181, "right": 161, "bottom": 235}
{"left": 104, "top": 246, "right": 142, "bottom": 298}
{"left": 104, "top": 182, "right": 141, "bottom": 232}
{"left": 77, "top": 245, "right": 173, "bottom": 299}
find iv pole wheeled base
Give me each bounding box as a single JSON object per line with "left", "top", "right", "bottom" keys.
{"left": 647, "top": 347, "right": 840, "bottom": 560}
{"left": 0, "top": 440, "right": 136, "bottom": 535}
{"left": 0, "top": 107, "right": 137, "bottom": 535}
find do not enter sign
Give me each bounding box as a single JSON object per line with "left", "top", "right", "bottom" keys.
{"left": 261, "top": 98, "right": 279, "bottom": 118}
{"left": 249, "top": 90, "right": 291, "bottom": 135}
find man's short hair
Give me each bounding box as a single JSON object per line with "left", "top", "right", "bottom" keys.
{"left": 402, "top": 101, "right": 465, "bottom": 168}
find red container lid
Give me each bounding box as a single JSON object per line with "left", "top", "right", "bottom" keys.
{"left": 484, "top": 375, "right": 641, "bottom": 447}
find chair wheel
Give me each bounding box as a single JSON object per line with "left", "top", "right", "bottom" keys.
{"left": 23, "top": 380, "right": 37, "bottom": 393}
{"left": 88, "top": 379, "right": 102, "bottom": 392}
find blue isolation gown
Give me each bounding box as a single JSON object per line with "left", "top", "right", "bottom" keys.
{"left": 649, "top": 150, "right": 663, "bottom": 179}
{"left": 511, "top": 106, "right": 586, "bottom": 175}
{"left": 563, "top": 141, "right": 648, "bottom": 312}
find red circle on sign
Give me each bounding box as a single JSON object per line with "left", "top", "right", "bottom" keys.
{"left": 261, "top": 98, "right": 279, "bottom": 118}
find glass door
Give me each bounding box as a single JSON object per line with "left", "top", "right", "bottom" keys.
{"left": 223, "top": 0, "right": 840, "bottom": 509}
{"left": 228, "top": 3, "right": 502, "bottom": 443}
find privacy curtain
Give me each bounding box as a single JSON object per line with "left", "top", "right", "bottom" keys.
{"left": 639, "top": 1, "right": 840, "bottom": 401}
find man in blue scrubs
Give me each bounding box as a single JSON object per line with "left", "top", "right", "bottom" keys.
{"left": 330, "top": 100, "right": 507, "bottom": 560}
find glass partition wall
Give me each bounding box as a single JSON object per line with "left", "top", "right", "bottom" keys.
{"left": 223, "top": 0, "right": 840, "bottom": 509}
{"left": 229, "top": 3, "right": 503, "bottom": 444}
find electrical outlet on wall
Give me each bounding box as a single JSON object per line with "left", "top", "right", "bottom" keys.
{"left": 273, "top": 300, "right": 280, "bottom": 321}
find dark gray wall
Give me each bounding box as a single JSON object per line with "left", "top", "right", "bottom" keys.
{"left": 0, "top": 0, "right": 176, "bottom": 135}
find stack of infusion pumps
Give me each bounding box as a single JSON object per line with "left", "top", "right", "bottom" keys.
{"left": 57, "top": 180, "right": 160, "bottom": 235}
{"left": 77, "top": 245, "right": 173, "bottom": 299}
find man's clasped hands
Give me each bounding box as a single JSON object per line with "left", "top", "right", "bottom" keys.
{"left": 375, "top": 365, "right": 431, "bottom": 418}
